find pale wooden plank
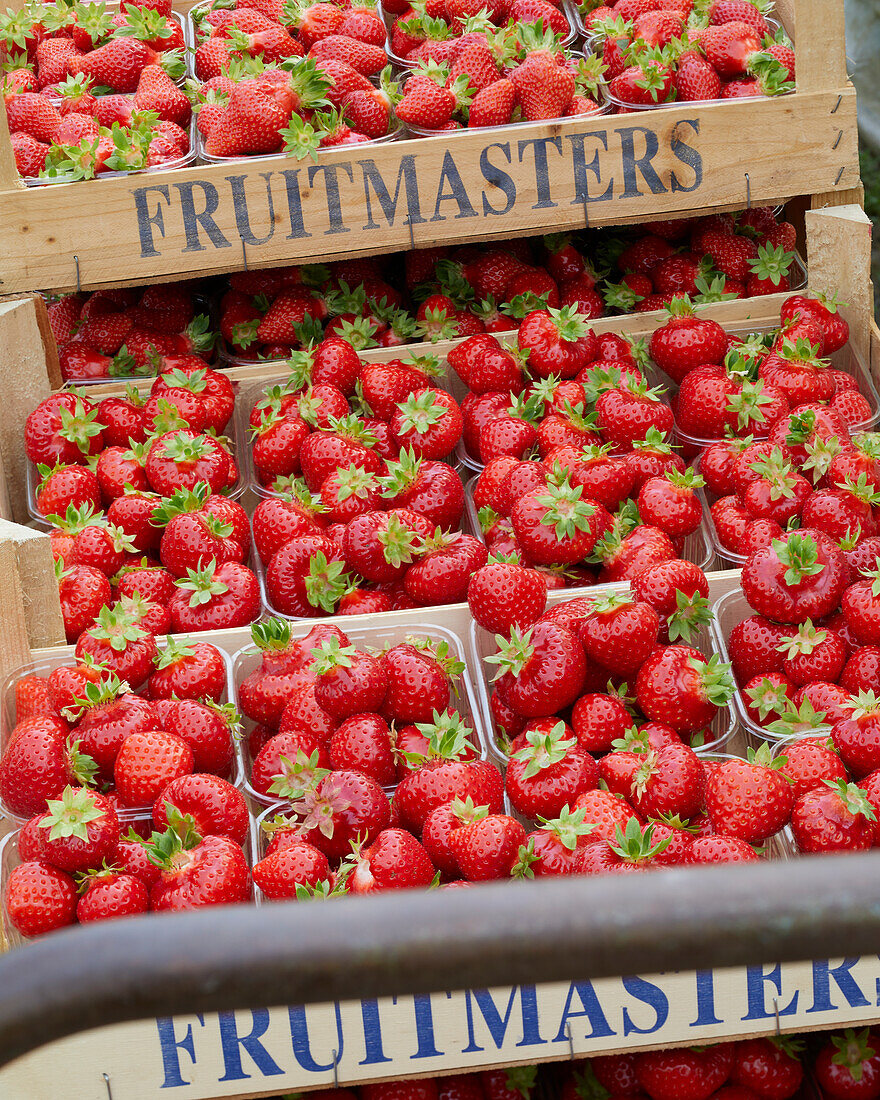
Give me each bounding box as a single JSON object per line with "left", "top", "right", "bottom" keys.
{"left": 0, "top": 89, "right": 859, "bottom": 294}
{"left": 804, "top": 204, "right": 873, "bottom": 364}
{"left": 0, "top": 298, "right": 55, "bottom": 523}
{"left": 0, "top": 97, "right": 25, "bottom": 194}
{"left": 791, "top": 0, "right": 848, "bottom": 94}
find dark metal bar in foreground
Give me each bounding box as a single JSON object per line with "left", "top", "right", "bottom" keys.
{"left": 0, "top": 855, "right": 878, "bottom": 1069}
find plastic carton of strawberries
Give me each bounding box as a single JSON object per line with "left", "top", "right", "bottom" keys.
{"left": 1, "top": 0, "right": 193, "bottom": 182}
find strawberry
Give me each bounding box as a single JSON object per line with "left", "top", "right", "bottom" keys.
{"left": 649, "top": 298, "right": 727, "bottom": 382}
{"left": 168, "top": 560, "right": 261, "bottom": 632}
{"left": 451, "top": 809, "right": 526, "bottom": 879}
{"left": 395, "top": 720, "right": 502, "bottom": 833}
{"left": 147, "top": 637, "right": 226, "bottom": 700}
{"left": 636, "top": 1045, "right": 736, "bottom": 1100}
{"left": 32, "top": 785, "right": 120, "bottom": 871}
{"left": 505, "top": 720, "right": 598, "bottom": 819}
{"left": 253, "top": 840, "right": 331, "bottom": 899}
{"left": 6, "top": 860, "right": 78, "bottom": 936}
{"left": 72, "top": 37, "right": 159, "bottom": 93}
{"left": 74, "top": 604, "right": 158, "bottom": 688}
{"left": 152, "top": 773, "right": 249, "bottom": 843}
{"left": 348, "top": 827, "right": 436, "bottom": 892}
{"left": 489, "top": 621, "right": 586, "bottom": 718}
{"left": 0, "top": 716, "right": 95, "bottom": 817}
{"left": 791, "top": 779, "right": 876, "bottom": 852}
{"left": 77, "top": 870, "right": 150, "bottom": 923}
{"left": 705, "top": 742, "right": 794, "bottom": 842}
{"left": 148, "top": 823, "right": 251, "bottom": 910}
{"left": 25, "top": 393, "right": 105, "bottom": 466}
{"left": 114, "top": 728, "right": 194, "bottom": 807}
{"left": 741, "top": 530, "right": 848, "bottom": 624}
{"left": 36, "top": 462, "right": 102, "bottom": 517}
{"left": 731, "top": 1037, "right": 804, "bottom": 1099}
{"left": 291, "top": 769, "right": 391, "bottom": 858}
{"left": 311, "top": 635, "right": 387, "bottom": 718}
{"left": 329, "top": 713, "right": 394, "bottom": 785}
{"left": 635, "top": 645, "right": 734, "bottom": 734}
{"left": 518, "top": 306, "right": 598, "bottom": 379}
{"left": 467, "top": 558, "right": 547, "bottom": 634}
{"left": 153, "top": 698, "right": 236, "bottom": 777}
{"left": 404, "top": 530, "right": 487, "bottom": 605}
{"left": 815, "top": 1030, "right": 880, "bottom": 1099}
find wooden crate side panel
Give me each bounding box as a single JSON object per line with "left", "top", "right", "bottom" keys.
{"left": 0, "top": 298, "right": 57, "bottom": 523}
{"left": 0, "top": 90, "right": 858, "bottom": 294}
{"left": 2, "top": 959, "right": 880, "bottom": 1100}
{"left": 803, "top": 204, "right": 874, "bottom": 362}
{"left": 0, "top": 521, "right": 63, "bottom": 685}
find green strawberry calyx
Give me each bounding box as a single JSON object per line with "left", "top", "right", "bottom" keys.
{"left": 304, "top": 551, "right": 352, "bottom": 613}
{"left": 689, "top": 653, "right": 735, "bottom": 707}
{"left": 511, "top": 720, "right": 577, "bottom": 779}
{"left": 830, "top": 1029, "right": 878, "bottom": 1081}
{"left": 772, "top": 532, "right": 824, "bottom": 586}
{"left": 538, "top": 803, "right": 595, "bottom": 849}
{"left": 536, "top": 477, "right": 596, "bottom": 539}
{"left": 744, "top": 676, "right": 792, "bottom": 721}
{"left": 177, "top": 559, "right": 230, "bottom": 608}
{"left": 268, "top": 748, "right": 331, "bottom": 801}
{"left": 609, "top": 816, "right": 671, "bottom": 862}
{"left": 403, "top": 710, "right": 474, "bottom": 767}
{"left": 486, "top": 625, "right": 535, "bottom": 680}
{"left": 39, "top": 785, "right": 105, "bottom": 842}
{"left": 824, "top": 780, "right": 877, "bottom": 823}
{"left": 776, "top": 618, "right": 827, "bottom": 659}
{"left": 251, "top": 616, "right": 292, "bottom": 653}
{"left": 765, "top": 696, "right": 831, "bottom": 739}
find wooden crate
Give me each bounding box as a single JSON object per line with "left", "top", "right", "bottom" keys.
{"left": 0, "top": 0, "right": 858, "bottom": 294}
{"left": 0, "top": 202, "right": 871, "bottom": 527}
{"left": 3, "top": 559, "right": 880, "bottom": 1095}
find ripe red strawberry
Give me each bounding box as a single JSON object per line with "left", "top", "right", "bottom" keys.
{"left": 511, "top": 52, "right": 575, "bottom": 122}
{"left": 348, "top": 827, "right": 436, "bottom": 892}
{"left": 153, "top": 773, "right": 249, "bottom": 843}
{"left": 253, "top": 839, "right": 331, "bottom": 899}
{"left": 153, "top": 698, "right": 236, "bottom": 778}
{"left": 25, "top": 393, "right": 106, "bottom": 467}
{"left": 74, "top": 604, "right": 157, "bottom": 688}
{"left": 511, "top": 480, "right": 606, "bottom": 565}
{"left": 147, "top": 638, "right": 227, "bottom": 702}
{"left": 636, "top": 1045, "right": 736, "bottom": 1100}
{"left": 505, "top": 720, "right": 598, "bottom": 819}
{"left": 815, "top": 1030, "right": 880, "bottom": 1099}
{"left": 451, "top": 809, "right": 526, "bottom": 880}
{"left": 6, "top": 860, "right": 78, "bottom": 936}
{"left": 791, "top": 779, "right": 877, "bottom": 852}
{"left": 292, "top": 768, "right": 391, "bottom": 859}
{"left": 635, "top": 646, "right": 734, "bottom": 734}
{"left": 578, "top": 592, "right": 660, "bottom": 675}
{"left": 76, "top": 870, "right": 150, "bottom": 922}
{"left": 649, "top": 299, "right": 727, "bottom": 382}
{"left": 114, "top": 728, "right": 194, "bottom": 807}
{"left": 467, "top": 558, "right": 547, "bottom": 633}
{"left": 489, "top": 621, "right": 586, "bottom": 718}
{"left": 518, "top": 306, "right": 598, "bottom": 379}
{"left": 741, "top": 530, "right": 848, "bottom": 624}
{"left": 148, "top": 824, "right": 251, "bottom": 910}
{"left": 731, "top": 1037, "right": 804, "bottom": 1099}
{"left": 32, "top": 785, "right": 120, "bottom": 871}
{"left": 0, "top": 715, "right": 95, "bottom": 817}
{"left": 311, "top": 635, "right": 387, "bottom": 718}
{"left": 72, "top": 36, "right": 159, "bottom": 93}
{"left": 705, "top": 743, "right": 794, "bottom": 842}
{"left": 36, "top": 463, "right": 102, "bottom": 517}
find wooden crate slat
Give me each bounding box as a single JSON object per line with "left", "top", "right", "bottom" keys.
{"left": 0, "top": 88, "right": 859, "bottom": 294}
